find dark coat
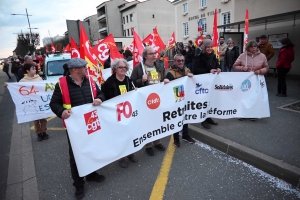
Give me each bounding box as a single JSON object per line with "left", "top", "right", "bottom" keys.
{"left": 50, "top": 73, "right": 105, "bottom": 118}
{"left": 130, "top": 62, "right": 165, "bottom": 88}
{"left": 11, "top": 61, "right": 18, "bottom": 74}
{"left": 165, "top": 65, "right": 190, "bottom": 81}
{"left": 101, "top": 73, "right": 135, "bottom": 100}
{"left": 2, "top": 63, "right": 9, "bottom": 72}
{"left": 185, "top": 48, "right": 195, "bottom": 64}
{"left": 192, "top": 53, "right": 219, "bottom": 75}
{"left": 224, "top": 46, "right": 240, "bottom": 69}
{"left": 276, "top": 45, "right": 294, "bottom": 69}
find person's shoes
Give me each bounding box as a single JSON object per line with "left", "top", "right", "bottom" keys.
{"left": 42, "top": 132, "right": 49, "bottom": 140}
{"left": 118, "top": 158, "right": 128, "bottom": 168}
{"left": 75, "top": 186, "right": 84, "bottom": 199}
{"left": 206, "top": 118, "right": 218, "bottom": 125}
{"left": 85, "top": 172, "right": 105, "bottom": 182}
{"left": 154, "top": 144, "right": 165, "bottom": 151}
{"left": 146, "top": 147, "right": 154, "bottom": 156}
{"left": 250, "top": 118, "right": 257, "bottom": 121}
{"left": 127, "top": 154, "right": 138, "bottom": 163}
{"left": 182, "top": 136, "right": 196, "bottom": 144}
{"left": 37, "top": 134, "right": 43, "bottom": 141}
{"left": 174, "top": 139, "right": 181, "bottom": 147}
{"left": 238, "top": 118, "right": 244, "bottom": 121}
{"left": 201, "top": 121, "right": 211, "bottom": 129}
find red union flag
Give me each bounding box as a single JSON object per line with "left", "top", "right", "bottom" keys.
{"left": 212, "top": 9, "right": 220, "bottom": 60}
{"left": 151, "top": 27, "right": 165, "bottom": 55}
{"left": 165, "top": 32, "right": 176, "bottom": 51}
{"left": 194, "top": 34, "right": 204, "bottom": 47}
{"left": 142, "top": 34, "right": 152, "bottom": 46}
{"left": 70, "top": 37, "right": 80, "bottom": 58}
{"left": 132, "top": 28, "right": 145, "bottom": 67}
{"left": 84, "top": 110, "right": 101, "bottom": 134}
{"left": 63, "top": 44, "right": 70, "bottom": 52}
{"left": 79, "top": 23, "right": 105, "bottom": 84}
{"left": 126, "top": 42, "right": 134, "bottom": 52}
{"left": 243, "top": 9, "right": 249, "bottom": 52}
{"left": 51, "top": 43, "right": 55, "bottom": 53}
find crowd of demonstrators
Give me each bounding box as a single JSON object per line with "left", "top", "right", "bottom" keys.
{"left": 173, "top": 42, "right": 186, "bottom": 56}
{"left": 124, "top": 49, "right": 133, "bottom": 62}
{"left": 50, "top": 58, "right": 106, "bottom": 199}
{"left": 224, "top": 39, "right": 240, "bottom": 72}
{"left": 20, "top": 63, "right": 49, "bottom": 141}
{"left": 276, "top": 38, "right": 294, "bottom": 97}
{"left": 233, "top": 40, "right": 269, "bottom": 121}
{"left": 130, "top": 46, "right": 166, "bottom": 156}
{"left": 18, "top": 55, "right": 39, "bottom": 81}
{"left": 2, "top": 59, "right": 12, "bottom": 79}
{"left": 185, "top": 40, "right": 195, "bottom": 71}
{"left": 192, "top": 39, "right": 221, "bottom": 130}
{"left": 258, "top": 35, "right": 275, "bottom": 62}
{"left": 164, "top": 54, "right": 196, "bottom": 147}
{"left": 218, "top": 36, "right": 228, "bottom": 72}
{"left": 101, "top": 59, "right": 138, "bottom": 168}
{"left": 11, "top": 58, "right": 19, "bottom": 81}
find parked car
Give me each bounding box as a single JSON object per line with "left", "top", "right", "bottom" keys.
{"left": 40, "top": 53, "right": 70, "bottom": 80}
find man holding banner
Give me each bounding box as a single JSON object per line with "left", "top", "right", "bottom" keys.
{"left": 49, "top": 58, "right": 106, "bottom": 199}
{"left": 131, "top": 46, "right": 166, "bottom": 156}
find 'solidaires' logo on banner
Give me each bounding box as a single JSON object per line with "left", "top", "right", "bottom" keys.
{"left": 241, "top": 79, "right": 251, "bottom": 92}
{"left": 84, "top": 110, "right": 101, "bottom": 134}
{"left": 195, "top": 83, "right": 209, "bottom": 94}
{"left": 146, "top": 93, "right": 160, "bottom": 109}
{"left": 215, "top": 84, "right": 233, "bottom": 91}
{"left": 173, "top": 85, "right": 185, "bottom": 102}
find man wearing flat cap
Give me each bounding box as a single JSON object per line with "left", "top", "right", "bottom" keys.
{"left": 258, "top": 35, "right": 274, "bottom": 61}
{"left": 50, "top": 58, "right": 106, "bottom": 199}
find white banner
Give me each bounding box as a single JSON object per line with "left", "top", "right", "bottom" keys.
{"left": 7, "top": 81, "right": 57, "bottom": 123}
{"left": 64, "top": 72, "right": 270, "bottom": 176}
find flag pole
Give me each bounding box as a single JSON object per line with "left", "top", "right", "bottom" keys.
{"left": 86, "top": 66, "right": 95, "bottom": 101}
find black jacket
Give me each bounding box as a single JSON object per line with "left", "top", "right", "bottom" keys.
{"left": 192, "top": 53, "right": 219, "bottom": 75}
{"left": 50, "top": 73, "right": 105, "bottom": 118}
{"left": 101, "top": 73, "right": 135, "bottom": 100}
{"left": 185, "top": 48, "right": 195, "bottom": 64}
{"left": 224, "top": 46, "right": 240, "bottom": 69}
{"left": 11, "top": 61, "right": 18, "bottom": 74}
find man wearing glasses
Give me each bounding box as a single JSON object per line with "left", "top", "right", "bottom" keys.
{"left": 164, "top": 54, "right": 196, "bottom": 147}
{"left": 131, "top": 46, "right": 166, "bottom": 156}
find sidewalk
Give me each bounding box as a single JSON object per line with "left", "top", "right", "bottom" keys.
{"left": 189, "top": 75, "right": 300, "bottom": 187}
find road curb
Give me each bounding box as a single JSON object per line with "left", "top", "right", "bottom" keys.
{"left": 188, "top": 124, "right": 300, "bottom": 188}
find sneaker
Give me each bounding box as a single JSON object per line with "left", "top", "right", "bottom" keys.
{"left": 75, "top": 187, "right": 84, "bottom": 199}
{"left": 37, "top": 134, "right": 43, "bottom": 141}
{"left": 250, "top": 118, "right": 257, "bottom": 121}
{"left": 127, "top": 154, "right": 138, "bottom": 163}
{"left": 85, "top": 172, "right": 105, "bottom": 182}
{"left": 42, "top": 132, "right": 49, "bottom": 140}
{"left": 206, "top": 118, "right": 218, "bottom": 125}
{"left": 174, "top": 140, "right": 181, "bottom": 147}
{"left": 154, "top": 144, "right": 165, "bottom": 151}
{"left": 201, "top": 121, "right": 211, "bottom": 129}
{"left": 118, "top": 158, "right": 128, "bottom": 168}
{"left": 182, "top": 136, "right": 195, "bottom": 144}
{"left": 145, "top": 147, "right": 154, "bottom": 156}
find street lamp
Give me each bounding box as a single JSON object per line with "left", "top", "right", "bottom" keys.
{"left": 11, "top": 8, "right": 34, "bottom": 43}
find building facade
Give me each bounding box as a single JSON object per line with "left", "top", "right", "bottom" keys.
{"left": 173, "top": 0, "right": 300, "bottom": 75}
{"left": 84, "top": 14, "right": 99, "bottom": 44}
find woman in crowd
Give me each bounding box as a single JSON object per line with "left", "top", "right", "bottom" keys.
{"left": 233, "top": 40, "right": 269, "bottom": 121}
{"left": 224, "top": 39, "right": 240, "bottom": 72}
{"left": 101, "top": 58, "right": 138, "bottom": 168}
{"left": 192, "top": 39, "right": 221, "bottom": 129}
{"left": 276, "top": 38, "right": 294, "bottom": 97}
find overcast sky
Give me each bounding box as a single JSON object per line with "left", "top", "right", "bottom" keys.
{"left": 0, "top": 0, "right": 108, "bottom": 58}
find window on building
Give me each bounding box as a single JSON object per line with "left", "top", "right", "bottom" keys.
{"left": 123, "top": 17, "right": 125, "bottom": 24}
{"left": 124, "top": 30, "right": 126, "bottom": 37}
{"left": 183, "top": 22, "right": 189, "bottom": 37}
{"left": 127, "top": 29, "right": 130, "bottom": 36}
{"left": 126, "top": 15, "right": 128, "bottom": 23}
{"left": 183, "top": 3, "right": 188, "bottom": 13}
{"left": 130, "top": 14, "right": 133, "bottom": 22}
{"left": 201, "top": 18, "right": 207, "bottom": 32}
{"left": 222, "top": 12, "right": 231, "bottom": 25}
{"left": 152, "top": 14, "right": 155, "bottom": 18}
{"left": 200, "top": 0, "right": 207, "bottom": 8}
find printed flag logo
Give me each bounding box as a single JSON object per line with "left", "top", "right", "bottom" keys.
{"left": 84, "top": 110, "right": 101, "bottom": 134}
{"left": 173, "top": 85, "right": 185, "bottom": 102}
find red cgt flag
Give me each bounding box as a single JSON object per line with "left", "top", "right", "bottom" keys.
{"left": 70, "top": 37, "right": 80, "bottom": 58}
{"left": 165, "top": 32, "right": 176, "bottom": 51}
{"left": 151, "top": 27, "right": 165, "bottom": 55}
{"left": 142, "top": 34, "right": 152, "bottom": 46}
{"left": 132, "top": 28, "right": 145, "bottom": 67}
{"left": 63, "top": 44, "right": 70, "bottom": 53}
{"left": 51, "top": 43, "right": 56, "bottom": 53}
{"left": 212, "top": 9, "right": 220, "bottom": 60}
{"left": 194, "top": 34, "right": 204, "bottom": 48}
{"left": 243, "top": 9, "right": 249, "bottom": 52}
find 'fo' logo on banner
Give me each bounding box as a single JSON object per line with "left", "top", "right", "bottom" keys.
{"left": 173, "top": 85, "right": 185, "bottom": 102}
{"left": 84, "top": 110, "right": 101, "bottom": 134}
{"left": 241, "top": 79, "right": 251, "bottom": 92}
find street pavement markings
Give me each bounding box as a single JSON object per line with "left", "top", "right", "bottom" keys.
{"left": 149, "top": 137, "right": 176, "bottom": 200}
{"left": 30, "top": 116, "right": 66, "bottom": 131}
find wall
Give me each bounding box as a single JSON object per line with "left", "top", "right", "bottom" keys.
{"left": 106, "top": 0, "right": 124, "bottom": 37}
{"left": 122, "top": 6, "right": 138, "bottom": 37}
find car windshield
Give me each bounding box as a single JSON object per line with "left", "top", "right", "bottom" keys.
{"left": 47, "top": 60, "right": 69, "bottom": 76}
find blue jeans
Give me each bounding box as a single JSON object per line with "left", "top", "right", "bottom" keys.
{"left": 5, "top": 72, "right": 11, "bottom": 79}
{"left": 225, "top": 67, "right": 234, "bottom": 72}
{"left": 186, "top": 63, "right": 193, "bottom": 71}
{"left": 220, "top": 61, "right": 225, "bottom": 72}
{"left": 173, "top": 124, "right": 189, "bottom": 141}
{"left": 14, "top": 73, "right": 19, "bottom": 82}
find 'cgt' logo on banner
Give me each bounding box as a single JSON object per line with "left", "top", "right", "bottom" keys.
{"left": 173, "top": 85, "right": 185, "bottom": 102}
{"left": 84, "top": 110, "right": 101, "bottom": 134}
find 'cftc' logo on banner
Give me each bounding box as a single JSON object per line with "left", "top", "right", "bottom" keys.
{"left": 173, "top": 85, "right": 185, "bottom": 102}
{"left": 84, "top": 110, "right": 101, "bottom": 134}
